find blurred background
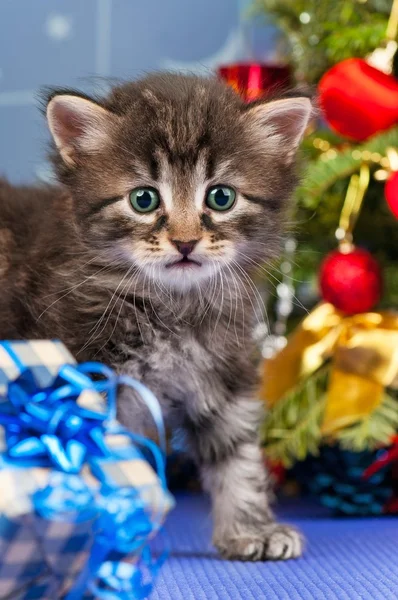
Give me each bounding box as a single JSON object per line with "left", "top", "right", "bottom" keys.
{"left": 1, "top": 0, "right": 398, "bottom": 515}
{"left": 0, "top": 0, "right": 277, "bottom": 183}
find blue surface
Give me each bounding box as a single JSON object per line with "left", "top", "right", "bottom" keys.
{"left": 153, "top": 493, "right": 398, "bottom": 600}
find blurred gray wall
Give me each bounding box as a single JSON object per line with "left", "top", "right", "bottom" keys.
{"left": 0, "top": 0, "right": 276, "bottom": 183}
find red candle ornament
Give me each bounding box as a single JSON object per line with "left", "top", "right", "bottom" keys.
{"left": 319, "top": 248, "right": 383, "bottom": 315}
{"left": 218, "top": 62, "right": 290, "bottom": 102}
{"left": 385, "top": 170, "right": 398, "bottom": 219}
{"left": 319, "top": 58, "right": 398, "bottom": 141}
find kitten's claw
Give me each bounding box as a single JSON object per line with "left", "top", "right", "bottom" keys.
{"left": 262, "top": 524, "right": 303, "bottom": 560}
{"left": 215, "top": 524, "right": 303, "bottom": 562}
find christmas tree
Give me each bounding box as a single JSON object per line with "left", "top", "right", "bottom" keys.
{"left": 249, "top": 0, "right": 398, "bottom": 513}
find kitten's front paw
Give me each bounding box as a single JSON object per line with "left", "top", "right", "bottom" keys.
{"left": 215, "top": 524, "right": 303, "bottom": 562}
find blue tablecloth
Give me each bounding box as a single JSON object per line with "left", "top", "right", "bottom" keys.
{"left": 1, "top": 493, "right": 397, "bottom": 599}
{"left": 153, "top": 493, "right": 398, "bottom": 600}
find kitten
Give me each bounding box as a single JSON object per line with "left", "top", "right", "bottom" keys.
{"left": 0, "top": 73, "right": 311, "bottom": 561}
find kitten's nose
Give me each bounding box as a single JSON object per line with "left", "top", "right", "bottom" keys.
{"left": 172, "top": 239, "right": 199, "bottom": 257}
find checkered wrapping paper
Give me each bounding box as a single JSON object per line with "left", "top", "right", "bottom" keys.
{"left": 0, "top": 513, "right": 94, "bottom": 599}
{"left": 0, "top": 340, "right": 76, "bottom": 395}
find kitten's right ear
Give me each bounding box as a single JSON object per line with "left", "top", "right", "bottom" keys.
{"left": 46, "top": 93, "right": 116, "bottom": 166}
{"left": 243, "top": 96, "right": 313, "bottom": 164}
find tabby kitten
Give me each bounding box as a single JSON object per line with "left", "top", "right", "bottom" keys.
{"left": 0, "top": 73, "right": 311, "bottom": 561}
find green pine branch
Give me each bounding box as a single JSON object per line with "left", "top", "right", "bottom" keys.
{"left": 297, "top": 126, "right": 398, "bottom": 208}
{"left": 325, "top": 23, "right": 387, "bottom": 64}
{"left": 263, "top": 367, "right": 328, "bottom": 467}
{"left": 335, "top": 393, "right": 398, "bottom": 451}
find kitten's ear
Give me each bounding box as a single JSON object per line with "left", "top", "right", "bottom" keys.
{"left": 46, "top": 94, "right": 116, "bottom": 166}
{"left": 244, "top": 97, "right": 312, "bottom": 164}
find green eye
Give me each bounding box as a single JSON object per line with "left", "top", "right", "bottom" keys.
{"left": 206, "top": 186, "right": 236, "bottom": 211}
{"left": 129, "top": 188, "right": 160, "bottom": 213}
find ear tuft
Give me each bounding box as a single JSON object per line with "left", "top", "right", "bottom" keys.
{"left": 244, "top": 97, "right": 313, "bottom": 164}
{"left": 46, "top": 94, "right": 114, "bottom": 166}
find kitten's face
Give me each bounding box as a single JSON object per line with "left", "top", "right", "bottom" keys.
{"left": 47, "top": 75, "right": 311, "bottom": 291}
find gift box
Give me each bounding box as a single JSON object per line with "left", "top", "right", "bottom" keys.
{"left": 0, "top": 340, "right": 174, "bottom": 599}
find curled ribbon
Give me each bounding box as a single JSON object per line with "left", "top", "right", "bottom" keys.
{"left": 33, "top": 472, "right": 97, "bottom": 522}
{"left": 261, "top": 303, "right": 398, "bottom": 435}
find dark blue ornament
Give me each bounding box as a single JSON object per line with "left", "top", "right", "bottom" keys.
{"left": 292, "top": 445, "right": 394, "bottom": 516}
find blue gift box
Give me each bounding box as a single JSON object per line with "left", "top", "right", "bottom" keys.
{"left": 0, "top": 340, "right": 174, "bottom": 600}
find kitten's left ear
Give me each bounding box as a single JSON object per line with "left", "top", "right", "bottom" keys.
{"left": 46, "top": 93, "right": 117, "bottom": 166}
{"left": 243, "top": 97, "right": 313, "bottom": 164}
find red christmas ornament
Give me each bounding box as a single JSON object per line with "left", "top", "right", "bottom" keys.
{"left": 319, "top": 248, "right": 383, "bottom": 315}
{"left": 319, "top": 58, "right": 398, "bottom": 141}
{"left": 264, "top": 457, "right": 286, "bottom": 487}
{"left": 385, "top": 170, "right": 398, "bottom": 219}
{"left": 218, "top": 62, "right": 290, "bottom": 102}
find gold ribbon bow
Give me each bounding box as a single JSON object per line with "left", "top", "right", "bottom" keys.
{"left": 261, "top": 303, "right": 398, "bottom": 435}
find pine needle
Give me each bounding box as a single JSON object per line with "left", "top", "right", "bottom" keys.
{"left": 263, "top": 367, "right": 328, "bottom": 467}
{"left": 336, "top": 393, "right": 398, "bottom": 452}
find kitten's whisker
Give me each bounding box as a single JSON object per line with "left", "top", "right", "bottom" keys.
{"left": 224, "top": 263, "right": 241, "bottom": 349}
{"left": 147, "top": 266, "right": 181, "bottom": 338}
{"left": 211, "top": 266, "right": 225, "bottom": 342}
{"left": 36, "top": 261, "right": 119, "bottom": 319}
{"left": 86, "top": 267, "right": 132, "bottom": 336}
{"left": 151, "top": 265, "right": 185, "bottom": 324}
{"left": 221, "top": 268, "right": 233, "bottom": 348}
{"left": 233, "top": 261, "right": 271, "bottom": 346}
{"left": 39, "top": 258, "right": 120, "bottom": 299}
{"left": 225, "top": 261, "right": 246, "bottom": 343}
{"left": 207, "top": 264, "right": 221, "bottom": 312}
{"left": 199, "top": 263, "right": 219, "bottom": 325}
{"left": 79, "top": 266, "right": 135, "bottom": 354}
{"left": 130, "top": 265, "right": 145, "bottom": 343}
{"left": 230, "top": 259, "right": 270, "bottom": 332}
{"left": 141, "top": 270, "right": 154, "bottom": 331}
{"left": 260, "top": 255, "right": 310, "bottom": 284}
{"left": 194, "top": 277, "right": 205, "bottom": 313}
{"left": 239, "top": 252, "right": 309, "bottom": 315}
{"left": 93, "top": 270, "right": 135, "bottom": 358}
{"left": 192, "top": 267, "right": 211, "bottom": 324}
{"left": 220, "top": 265, "right": 241, "bottom": 346}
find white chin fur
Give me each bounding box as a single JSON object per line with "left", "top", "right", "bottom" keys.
{"left": 146, "top": 261, "right": 219, "bottom": 291}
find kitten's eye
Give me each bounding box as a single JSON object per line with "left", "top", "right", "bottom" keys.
{"left": 129, "top": 188, "right": 160, "bottom": 213}
{"left": 206, "top": 186, "right": 236, "bottom": 211}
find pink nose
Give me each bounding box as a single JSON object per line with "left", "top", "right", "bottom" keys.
{"left": 172, "top": 240, "right": 199, "bottom": 257}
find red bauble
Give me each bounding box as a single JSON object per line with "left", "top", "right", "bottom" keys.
{"left": 218, "top": 62, "right": 290, "bottom": 102}
{"left": 265, "top": 457, "right": 286, "bottom": 487}
{"left": 319, "top": 58, "right": 398, "bottom": 141}
{"left": 319, "top": 248, "right": 383, "bottom": 315}
{"left": 385, "top": 171, "right": 398, "bottom": 219}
